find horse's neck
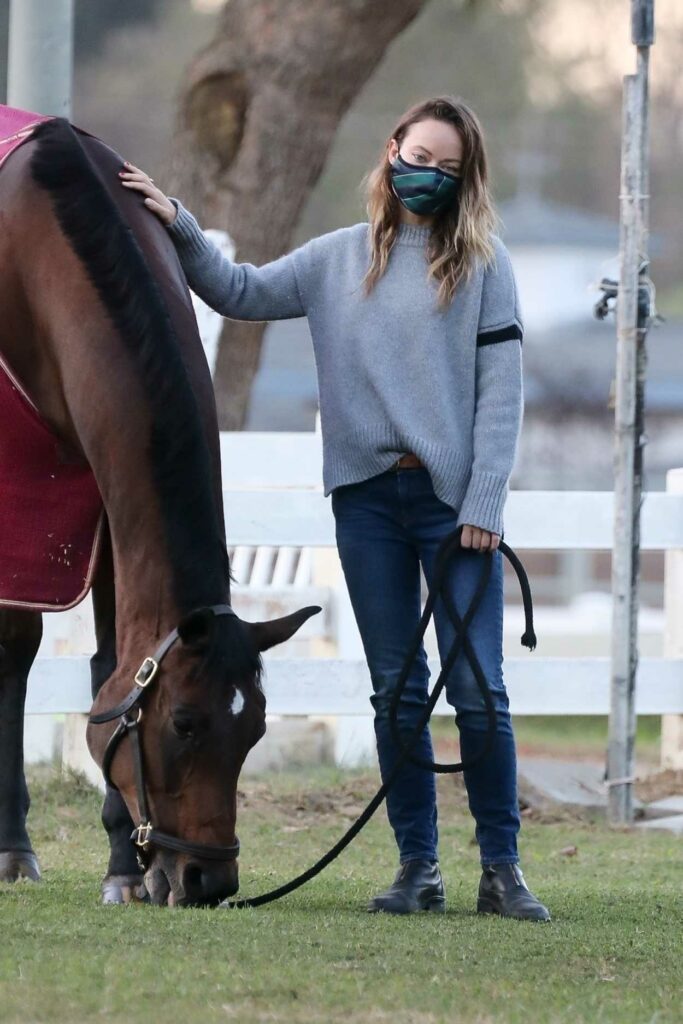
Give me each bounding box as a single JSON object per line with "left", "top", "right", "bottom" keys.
{"left": 100, "top": 437, "right": 228, "bottom": 660}
{"left": 106, "top": 495, "right": 183, "bottom": 658}
{"left": 44, "top": 326, "right": 224, "bottom": 661}
{"left": 3, "top": 140, "right": 228, "bottom": 662}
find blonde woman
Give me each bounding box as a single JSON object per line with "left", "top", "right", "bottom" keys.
{"left": 119, "top": 96, "right": 550, "bottom": 922}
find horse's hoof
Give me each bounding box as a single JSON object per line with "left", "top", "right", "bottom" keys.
{"left": 0, "top": 851, "right": 41, "bottom": 882}
{"left": 101, "top": 874, "right": 149, "bottom": 905}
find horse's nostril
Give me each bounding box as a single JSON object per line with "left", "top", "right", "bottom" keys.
{"left": 183, "top": 863, "right": 204, "bottom": 897}
{"left": 182, "top": 861, "right": 238, "bottom": 905}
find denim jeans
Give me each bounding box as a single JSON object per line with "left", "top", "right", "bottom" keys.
{"left": 331, "top": 465, "right": 520, "bottom": 867}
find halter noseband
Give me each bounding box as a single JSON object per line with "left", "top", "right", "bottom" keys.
{"left": 89, "top": 604, "right": 242, "bottom": 868}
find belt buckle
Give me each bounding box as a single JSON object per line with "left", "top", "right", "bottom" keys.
{"left": 395, "top": 454, "right": 420, "bottom": 470}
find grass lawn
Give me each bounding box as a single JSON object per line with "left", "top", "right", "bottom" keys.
{"left": 0, "top": 763, "right": 681, "bottom": 1024}
{"left": 432, "top": 715, "right": 662, "bottom": 768}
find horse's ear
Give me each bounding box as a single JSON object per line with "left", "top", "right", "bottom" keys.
{"left": 177, "top": 607, "right": 215, "bottom": 648}
{"left": 243, "top": 605, "right": 322, "bottom": 653}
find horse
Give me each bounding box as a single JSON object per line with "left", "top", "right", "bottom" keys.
{"left": 0, "top": 114, "right": 320, "bottom": 906}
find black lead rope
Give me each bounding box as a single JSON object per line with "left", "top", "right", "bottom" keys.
{"left": 221, "top": 524, "right": 536, "bottom": 910}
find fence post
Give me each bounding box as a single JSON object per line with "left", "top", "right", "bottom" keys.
{"left": 53, "top": 597, "right": 103, "bottom": 787}
{"left": 661, "top": 467, "right": 683, "bottom": 768}
{"left": 8, "top": 0, "right": 73, "bottom": 116}
{"left": 606, "top": 1, "right": 654, "bottom": 824}
{"left": 331, "top": 569, "right": 377, "bottom": 767}
{"left": 311, "top": 413, "right": 376, "bottom": 767}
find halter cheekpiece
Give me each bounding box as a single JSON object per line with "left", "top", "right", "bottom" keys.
{"left": 88, "top": 604, "right": 242, "bottom": 869}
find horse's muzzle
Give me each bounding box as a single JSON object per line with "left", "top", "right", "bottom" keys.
{"left": 146, "top": 852, "right": 239, "bottom": 907}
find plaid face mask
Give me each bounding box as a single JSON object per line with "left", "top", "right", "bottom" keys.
{"left": 389, "top": 151, "right": 462, "bottom": 216}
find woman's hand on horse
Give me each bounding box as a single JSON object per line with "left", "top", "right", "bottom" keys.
{"left": 118, "top": 161, "right": 177, "bottom": 226}
{"left": 460, "top": 524, "right": 500, "bottom": 552}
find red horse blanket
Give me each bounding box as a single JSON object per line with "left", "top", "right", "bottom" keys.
{"left": 0, "top": 356, "right": 104, "bottom": 611}
{"left": 0, "top": 103, "right": 52, "bottom": 170}
{"left": 0, "top": 104, "right": 104, "bottom": 611}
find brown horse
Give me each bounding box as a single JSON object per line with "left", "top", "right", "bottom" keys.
{"left": 0, "top": 116, "right": 320, "bottom": 906}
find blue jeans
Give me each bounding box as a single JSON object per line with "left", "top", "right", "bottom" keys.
{"left": 331, "top": 466, "right": 520, "bottom": 867}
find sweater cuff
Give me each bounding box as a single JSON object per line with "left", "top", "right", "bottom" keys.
{"left": 165, "top": 197, "right": 213, "bottom": 259}
{"left": 455, "top": 469, "right": 509, "bottom": 537}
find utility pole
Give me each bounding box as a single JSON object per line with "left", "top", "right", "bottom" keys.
{"left": 606, "top": 0, "right": 655, "bottom": 825}
{"left": 7, "top": 0, "right": 74, "bottom": 118}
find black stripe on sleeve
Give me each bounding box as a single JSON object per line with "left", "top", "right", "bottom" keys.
{"left": 476, "top": 323, "right": 523, "bottom": 347}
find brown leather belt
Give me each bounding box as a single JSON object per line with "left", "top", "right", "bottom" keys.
{"left": 391, "top": 453, "right": 425, "bottom": 469}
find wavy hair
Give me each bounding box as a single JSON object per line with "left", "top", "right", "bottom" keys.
{"left": 360, "top": 96, "right": 500, "bottom": 309}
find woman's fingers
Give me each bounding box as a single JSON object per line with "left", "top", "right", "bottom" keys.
{"left": 119, "top": 160, "right": 156, "bottom": 191}
{"left": 460, "top": 524, "right": 499, "bottom": 552}
{"left": 119, "top": 173, "right": 155, "bottom": 190}
{"left": 120, "top": 177, "right": 155, "bottom": 194}
{"left": 120, "top": 172, "right": 149, "bottom": 183}
{"left": 118, "top": 161, "right": 177, "bottom": 226}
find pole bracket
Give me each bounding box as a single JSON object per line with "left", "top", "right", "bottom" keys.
{"left": 593, "top": 258, "right": 665, "bottom": 330}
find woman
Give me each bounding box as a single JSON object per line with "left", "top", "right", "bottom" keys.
{"left": 120, "top": 95, "right": 550, "bottom": 922}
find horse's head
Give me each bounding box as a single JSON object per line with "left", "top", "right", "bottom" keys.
{"left": 86, "top": 603, "right": 320, "bottom": 906}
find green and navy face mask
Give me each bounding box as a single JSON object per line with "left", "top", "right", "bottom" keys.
{"left": 389, "top": 151, "right": 462, "bottom": 216}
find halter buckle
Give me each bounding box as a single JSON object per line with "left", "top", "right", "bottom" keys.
{"left": 134, "top": 657, "right": 159, "bottom": 688}
{"left": 134, "top": 822, "right": 153, "bottom": 850}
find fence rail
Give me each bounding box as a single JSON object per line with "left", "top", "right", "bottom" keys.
{"left": 25, "top": 432, "right": 683, "bottom": 770}
{"left": 26, "top": 655, "right": 683, "bottom": 718}
{"left": 220, "top": 484, "right": 683, "bottom": 549}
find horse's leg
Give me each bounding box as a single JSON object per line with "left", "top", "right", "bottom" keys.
{"left": 90, "top": 527, "right": 147, "bottom": 905}
{"left": 0, "top": 608, "right": 42, "bottom": 882}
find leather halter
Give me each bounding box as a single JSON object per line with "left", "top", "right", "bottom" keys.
{"left": 89, "top": 604, "right": 242, "bottom": 868}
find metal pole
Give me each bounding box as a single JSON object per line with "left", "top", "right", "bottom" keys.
{"left": 607, "top": 0, "right": 654, "bottom": 825}
{"left": 7, "top": 0, "right": 74, "bottom": 118}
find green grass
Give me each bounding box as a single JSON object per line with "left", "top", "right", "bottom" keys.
{"left": 512, "top": 715, "right": 661, "bottom": 762}
{"left": 431, "top": 715, "right": 662, "bottom": 765}
{"left": 0, "top": 765, "right": 681, "bottom": 1024}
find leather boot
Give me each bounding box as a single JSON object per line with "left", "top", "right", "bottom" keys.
{"left": 477, "top": 863, "right": 551, "bottom": 922}
{"left": 367, "top": 859, "right": 445, "bottom": 914}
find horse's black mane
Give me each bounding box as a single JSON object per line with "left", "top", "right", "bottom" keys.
{"left": 28, "top": 116, "right": 262, "bottom": 685}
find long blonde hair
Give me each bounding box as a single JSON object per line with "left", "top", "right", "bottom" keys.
{"left": 360, "top": 96, "right": 500, "bottom": 309}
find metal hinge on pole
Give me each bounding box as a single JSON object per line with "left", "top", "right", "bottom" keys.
{"left": 590, "top": 0, "right": 657, "bottom": 826}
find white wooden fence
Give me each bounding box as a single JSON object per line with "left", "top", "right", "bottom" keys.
{"left": 25, "top": 433, "right": 683, "bottom": 771}
{"left": 28, "top": 432, "right": 683, "bottom": 745}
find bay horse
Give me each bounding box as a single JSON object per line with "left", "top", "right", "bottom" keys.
{"left": 0, "top": 115, "right": 320, "bottom": 906}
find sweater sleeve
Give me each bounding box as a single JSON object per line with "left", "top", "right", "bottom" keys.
{"left": 164, "top": 198, "right": 307, "bottom": 321}
{"left": 455, "top": 238, "right": 524, "bottom": 537}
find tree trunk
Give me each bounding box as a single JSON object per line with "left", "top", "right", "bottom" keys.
{"left": 167, "top": 0, "right": 428, "bottom": 429}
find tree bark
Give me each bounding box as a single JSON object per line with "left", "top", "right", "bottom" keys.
{"left": 167, "top": 0, "right": 429, "bottom": 429}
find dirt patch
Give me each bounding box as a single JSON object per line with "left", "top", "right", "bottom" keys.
{"left": 517, "top": 799, "right": 598, "bottom": 825}
{"left": 237, "top": 774, "right": 381, "bottom": 825}
{"left": 634, "top": 768, "right": 683, "bottom": 803}
{"left": 237, "top": 769, "right": 470, "bottom": 827}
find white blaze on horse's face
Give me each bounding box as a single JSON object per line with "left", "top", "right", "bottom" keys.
{"left": 230, "top": 687, "right": 245, "bottom": 718}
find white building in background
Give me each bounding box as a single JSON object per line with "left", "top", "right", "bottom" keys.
{"left": 497, "top": 192, "right": 624, "bottom": 334}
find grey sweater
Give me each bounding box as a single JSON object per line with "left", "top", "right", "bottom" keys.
{"left": 166, "top": 198, "right": 524, "bottom": 537}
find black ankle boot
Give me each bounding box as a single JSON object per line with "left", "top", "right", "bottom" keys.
{"left": 477, "top": 863, "right": 550, "bottom": 922}
{"left": 367, "top": 859, "right": 445, "bottom": 914}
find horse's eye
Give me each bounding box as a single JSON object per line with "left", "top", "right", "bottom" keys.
{"left": 172, "top": 714, "right": 196, "bottom": 739}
